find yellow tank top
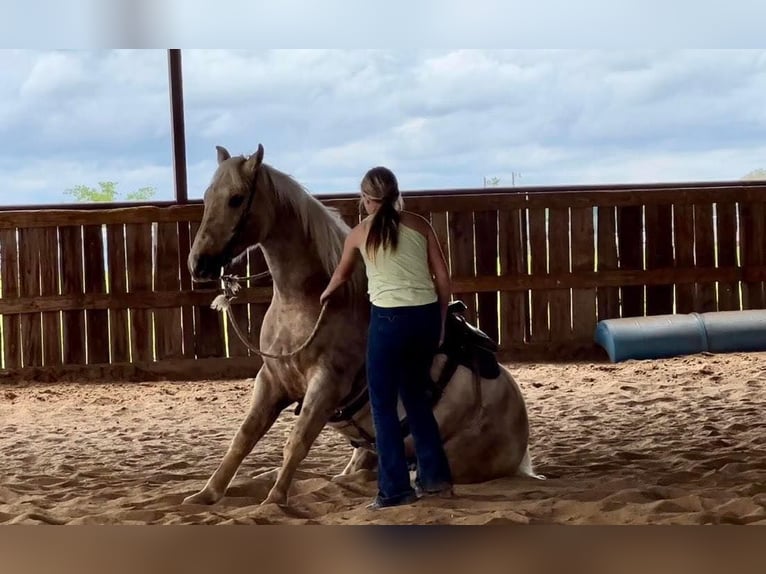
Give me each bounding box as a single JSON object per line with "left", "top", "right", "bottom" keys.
{"left": 359, "top": 222, "right": 438, "bottom": 308}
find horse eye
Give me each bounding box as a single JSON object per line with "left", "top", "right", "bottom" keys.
{"left": 228, "top": 194, "right": 245, "bottom": 208}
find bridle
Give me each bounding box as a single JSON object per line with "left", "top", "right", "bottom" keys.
{"left": 217, "top": 157, "right": 268, "bottom": 274}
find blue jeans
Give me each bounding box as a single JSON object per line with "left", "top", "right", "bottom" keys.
{"left": 366, "top": 301, "right": 453, "bottom": 505}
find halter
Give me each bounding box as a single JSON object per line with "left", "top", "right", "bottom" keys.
{"left": 217, "top": 156, "right": 267, "bottom": 270}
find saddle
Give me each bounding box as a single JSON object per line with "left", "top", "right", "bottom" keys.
{"left": 325, "top": 300, "right": 502, "bottom": 451}
{"left": 441, "top": 300, "right": 500, "bottom": 374}
{"left": 421, "top": 300, "right": 501, "bottom": 404}
{"left": 445, "top": 300, "right": 497, "bottom": 349}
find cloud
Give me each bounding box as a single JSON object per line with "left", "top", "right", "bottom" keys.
{"left": 1, "top": 50, "right": 170, "bottom": 157}
{"left": 19, "top": 52, "right": 91, "bottom": 98}
{"left": 1, "top": 49, "right": 766, "bottom": 205}
{"left": 0, "top": 157, "right": 174, "bottom": 205}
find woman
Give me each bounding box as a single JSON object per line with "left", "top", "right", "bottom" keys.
{"left": 321, "top": 166, "right": 454, "bottom": 510}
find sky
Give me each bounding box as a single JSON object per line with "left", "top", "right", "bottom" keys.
{"left": 1, "top": 48, "right": 766, "bottom": 205}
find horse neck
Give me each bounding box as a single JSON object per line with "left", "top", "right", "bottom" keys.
{"left": 258, "top": 207, "right": 333, "bottom": 301}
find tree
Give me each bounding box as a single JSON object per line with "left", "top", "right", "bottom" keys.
{"left": 483, "top": 172, "right": 522, "bottom": 188}
{"left": 65, "top": 181, "right": 156, "bottom": 202}
{"left": 741, "top": 168, "right": 766, "bottom": 181}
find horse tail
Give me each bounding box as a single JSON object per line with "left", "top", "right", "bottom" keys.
{"left": 516, "top": 445, "right": 547, "bottom": 480}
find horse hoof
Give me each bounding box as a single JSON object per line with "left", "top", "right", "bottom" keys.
{"left": 262, "top": 488, "right": 287, "bottom": 506}
{"left": 183, "top": 489, "right": 220, "bottom": 505}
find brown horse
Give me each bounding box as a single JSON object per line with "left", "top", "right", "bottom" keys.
{"left": 184, "top": 144, "right": 543, "bottom": 507}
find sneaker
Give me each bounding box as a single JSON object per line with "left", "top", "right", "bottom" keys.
{"left": 415, "top": 484, "right": 454, "bottom": 498}
{"left": 366, "top": 492, "right": 420, "bottom": 510}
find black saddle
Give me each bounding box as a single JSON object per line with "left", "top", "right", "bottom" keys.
{"left": 444, "top": 300, "right": 498, "bottom": 352}
{"left": 438, "top": 300, "right": 501, "bottom": 379}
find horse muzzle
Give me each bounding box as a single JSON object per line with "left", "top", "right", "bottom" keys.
{"left": 189, "top": 252, "right": 225, "bottom": 281}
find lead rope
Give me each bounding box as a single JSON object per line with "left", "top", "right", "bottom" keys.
{"left": 208, "top": 272, "right": 329, "bottom": 360}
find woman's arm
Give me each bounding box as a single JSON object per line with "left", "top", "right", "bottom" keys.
{"left": 426, "top": 224, "right": 452, "bottom": 345}
{"left": 320, "top": 226, "right": 362, "bottom": 305}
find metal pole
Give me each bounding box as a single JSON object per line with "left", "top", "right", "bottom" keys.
{"left": 168, "top": 49, "right": 189, "bottom": 204}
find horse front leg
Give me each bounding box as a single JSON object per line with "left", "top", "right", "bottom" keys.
{"left": 262, "top": 370, "right": 342, "bottom": 506}
{"left": 333, "top": 446, "right": 377, "bottom": 480}
{"left": 183, "top": 370, "right": 289, "bottom": 505}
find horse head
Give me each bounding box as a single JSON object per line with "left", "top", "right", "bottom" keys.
{"left": 188, "top": 143, "right": 274, "bottom": 280}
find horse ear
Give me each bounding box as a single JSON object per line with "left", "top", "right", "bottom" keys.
{"left": 244, "top": 143, "right": 265, "bottom": 174}
{"left": 216, "top": 145, "right": 231, "bottom": 165}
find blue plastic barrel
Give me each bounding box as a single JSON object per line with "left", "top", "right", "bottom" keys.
{"left": 701, "top": 310, "right": 766, "bottom": 353}
{"left": 594, "top": 310, "right": 766, "bottom": 362}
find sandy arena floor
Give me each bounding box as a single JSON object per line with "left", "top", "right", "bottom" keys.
{"left": 1, "top": 352, "right": 765, "bottom": 525}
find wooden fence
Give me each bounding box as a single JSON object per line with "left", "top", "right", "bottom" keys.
{"left": 0, "top": 181, "right": 764, "bottom": 381}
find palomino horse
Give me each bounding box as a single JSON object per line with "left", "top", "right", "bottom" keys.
{"left": 184, "top": 143, "right": 542, "bottom": 507}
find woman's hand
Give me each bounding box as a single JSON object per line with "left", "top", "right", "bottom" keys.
{"left": 319, "top": 287, "right": 333, "bottom": 306}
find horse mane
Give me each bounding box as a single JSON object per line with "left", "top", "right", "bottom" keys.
{"left": 261, "top": 163, "right": 367, "bottom": 302}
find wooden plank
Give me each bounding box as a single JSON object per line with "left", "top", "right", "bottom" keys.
{"left": 18, "top": 228, "right": 43, "bottom": 367}
{"left": 1, "top": 266, "right": 763, "bottom": 317}
{"left": 0, "top": 229, "right": 21, "bottom": 369}
{"left": 446, "top": 267, "right": 762, "bottom": 292}
{"left": 570, "top": 207, "right": 597, "bottom": 338}
{"left": 126, "top": 222, "right": 155, "bottom": 362}
{"left": 0, "top": 185, "right": 760, "bottom": 230}
{"left": 344, "top": 186, "right": 762, "bottom": 214}
{"left": 528, "top": 207, "right": 549, "bottom": 341}
{"left": 547, "top": 207, "right": 571, "bottom": 341}
{"left": 58, "top": 226, "right": 86, "bottom": 365}
{"left": 0, "top": 286, "right": 274, "bottom": 315}
{"left": 3, "top": 183, "right": 755, "bottom": 212}
{"left": 189, "top": 221, "right": 225, "bottom": 359}
{"left": 223, "top": 249, "right": 250, "bottom": 358}
{"left": 430, "top": 212, "right": 450, "bottom": 271}
{"left": 740, "top": 201, "right": 765, "bottom": 309}
{"left": 596, "top": 206, "right": 619, "bottom": 321}
{"left": 617, "top": 205, "right": 644, "bottom": 317}
{"left": 83, "top": 225, "right": 110, "bottom": 365}
{"left": 473, "top": 210, "right": 499, "bottom": 342}
{"left": 673, "top": 203, "right": 696, "bottom": 314}
{"left": 715, "top": 202, "right": 740, "bottom": 311}
{"left": 0, "top": 345, "right": 613, "bottom": 382}
{"left": 447, "top": 211, "right": 477, "bottom": 323}
{"left": 0, "top": 204, "right": 203, "bottom": 229}
{"left": 0, "top": 356, "right": 276, "bottom": 384}
{"left": 41, "top": 227, "right": 62, "bottom": 365}
{"left": 519, "top": 205, "right": 530, "bottom": 342}
{"left": 448, "top": 266, "right": 763, "bottom": 293}
{"left": 644, "top": 204, "right": 674, "bottom": 315}
{"left": 339, "top": 204, "right": 359, "bottom": 229}
{"left": 154, "top": 222, "right": 184, "bottom": 360}
{"left": 0, "top": 185, "right": 765, "bottom": 231}
{"left": 106, "top": 224, "right": 130, "bottom": 363}
{"left": 693, "top": 203, "right": 717, "bottom": 312}
{"left": 407, "top": 202, "right": 431, "bottom": 222}
{"left": 177, "top": 221, "right": 196, "bottom": 358}
{"left": 0, "top": 344, "right": 609, "bottom": 382}
{"left": 498, "top": 209, "right": 528, "bottom": 347}
{"left": 329, "top": 186, "right": 763, "bottom": 214}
